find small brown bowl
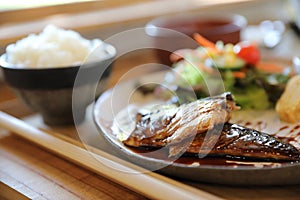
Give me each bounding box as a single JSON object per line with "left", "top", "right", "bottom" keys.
{"left": 0, "top": 43, "right": 116, "bottom": 126}
{"left": 145, "top": 12, "right": 247, "bottom": 66}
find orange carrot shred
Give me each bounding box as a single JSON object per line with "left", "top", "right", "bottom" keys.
{"left": 232, "top": 71, "right": 246, "bottom": 79}
{"left": 193, "top": 33, "right": 216, "bottom": 49}
{"left": 256, "top": 61, "right": 284, "bottom": 74}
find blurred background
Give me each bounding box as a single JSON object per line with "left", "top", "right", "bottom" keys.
{"left": 0, "top": 0, "right": 299, "bottom": 61}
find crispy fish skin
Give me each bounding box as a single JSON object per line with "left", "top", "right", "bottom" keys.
{"left": 123, "top": 93, "right": 237, "bottom": 148}
{"left": 122, "top": 92, "right": 300, "bottom": 161}
{"left": 184, "top": 123, "right": 300, "bottom": 161}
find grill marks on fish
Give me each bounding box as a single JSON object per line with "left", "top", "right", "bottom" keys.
{"left": 122, "top": 93, "right": 300, "bottom": 161}
{"left": 185, "top": 123, "right": 300, "bottom": 161}
{"left": 124, "top": 93, "right": 236, "bottom": 148}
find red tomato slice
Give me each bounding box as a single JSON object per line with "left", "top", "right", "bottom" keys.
{"left": 234, "top": 42, "right": 260, "bottom": 65}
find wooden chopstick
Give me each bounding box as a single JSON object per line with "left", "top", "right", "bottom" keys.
{"left": 0, "top": 111, "right": 223, "bottom": 200}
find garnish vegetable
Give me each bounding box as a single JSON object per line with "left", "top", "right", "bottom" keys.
{"left": 160, "top": 34, "right": 293, "bottom": 109}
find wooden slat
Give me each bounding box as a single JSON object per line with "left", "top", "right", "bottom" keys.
{"left": 0, "top": 180, "right": 30, "bottom": 200}
{"left": 0, "top": 0, "right": 147, "bottom": 24}
{"left": 0, "top": 84, "right": 15, "bottom": 102}
{"left": 0, "top": 134, "right": 147, "bottom": 200}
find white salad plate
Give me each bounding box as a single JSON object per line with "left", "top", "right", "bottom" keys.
{"left": 93, "top": 70, "right": 300, "bottom": 186}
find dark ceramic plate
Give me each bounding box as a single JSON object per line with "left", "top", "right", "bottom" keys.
{"left": 93, "top": 71, "right": 300, "bottom": 186}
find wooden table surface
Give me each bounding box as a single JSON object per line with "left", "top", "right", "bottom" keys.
{"left": 1, "top": 49, "right": 300, "bottom": 200}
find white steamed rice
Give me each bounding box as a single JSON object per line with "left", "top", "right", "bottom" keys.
{"left": 5, "top": 25, "right": 107, "bottom": 68}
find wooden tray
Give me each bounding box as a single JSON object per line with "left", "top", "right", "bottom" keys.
{"left": 1, "top": 50, "right": 300, "bottom": 199}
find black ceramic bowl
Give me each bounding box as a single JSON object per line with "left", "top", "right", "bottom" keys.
{"left": 0, "top": 43, "right": 116, "bottom": 126}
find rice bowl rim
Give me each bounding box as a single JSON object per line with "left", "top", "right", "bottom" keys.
{"left": 0, "top": 43, "right": 116, "bottom": 89}
{"left": 0, "top": 43, "right": 116, "bottom": 71}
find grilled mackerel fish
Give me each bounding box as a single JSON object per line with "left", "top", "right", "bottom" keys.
{"left": 122, "top": 93, "right": 300, "bottom": 161}
{"left": 185, "top": 123, "right": 300, "bottom": 161}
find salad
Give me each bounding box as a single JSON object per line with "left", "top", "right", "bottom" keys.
{"left": 157, "top": 33, "right": 293, "bottom": 109}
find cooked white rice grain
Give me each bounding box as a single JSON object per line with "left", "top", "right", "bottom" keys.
{"left": 6, "top": 25, "right": 106, "bottom": 68}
